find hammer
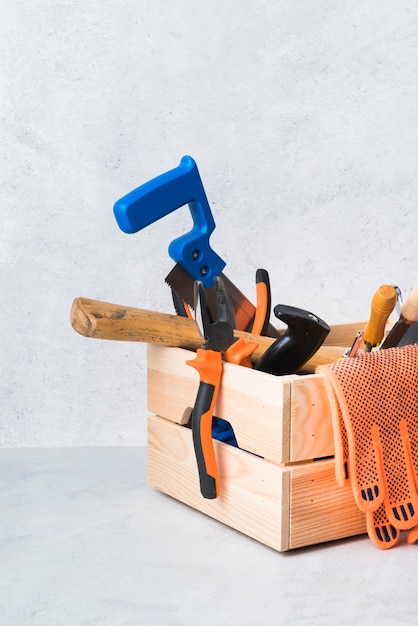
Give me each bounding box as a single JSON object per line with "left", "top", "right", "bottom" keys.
{"left": 255, "top": 304, "right": 330, "bottom": 375}
{"left": 70, "top": 297, "right": 342, "bottom": 373}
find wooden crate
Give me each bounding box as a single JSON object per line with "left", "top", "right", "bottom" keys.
{"left": 147, "top": 342, "right": 367, "bottom": 551}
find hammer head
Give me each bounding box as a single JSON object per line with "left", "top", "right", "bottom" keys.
{"left": 255, "top": 304, "right": 330, "bottom": 375}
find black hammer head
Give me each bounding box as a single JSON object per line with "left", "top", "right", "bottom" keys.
{"left": 255, "top": 304, "right": 330, "bottom": 375}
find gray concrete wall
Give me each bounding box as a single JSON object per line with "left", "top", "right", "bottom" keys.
{"left": 2, "top": 1, "right": 418, "bottom": 446}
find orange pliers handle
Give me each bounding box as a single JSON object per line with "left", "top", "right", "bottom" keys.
{"left": 184, "top": 274, "right": 264, "bottom": 499}
{"left": 225, "top": 337, "right": 259, "bottom": 368}
{"left": 186, "top": 348, "right": 223, "bottom": 499}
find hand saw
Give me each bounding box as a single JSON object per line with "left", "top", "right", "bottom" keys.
{"left": 113, "top": 155, "right": 278, "bottom": 336}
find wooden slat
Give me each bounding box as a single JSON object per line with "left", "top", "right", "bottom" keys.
{"left": 147, "top": 345, "right": 334, "bottom": 463}
{"left": 147, "top": 345, "right": 199, "bottom": 426}
{"left": 147, "top": 414, "right": 288, "bottom": 552}
{"left": 289, "top": 460, "right": 366, "bottom": 549}
{"left": 289, "top": 375, "right": 334, "bottom": 461}
{"left": 323, "top": 320, "right": 395, "bottom": 347}
{"left": 147, "top": 415, "right": 367, "bottom": 551}
{"left": 323, "top": 321, "right": 366, "bottom": 347}
{"left": 147, "top": 344, "right": 297, "bottom": 463}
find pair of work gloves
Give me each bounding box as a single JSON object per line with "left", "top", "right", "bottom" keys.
{"left": 318, "top": 344, "right": 418, "bottom": 549}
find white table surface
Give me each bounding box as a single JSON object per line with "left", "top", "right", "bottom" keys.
{"left": 1, "top": 447, "right": 417, "bottom": 626}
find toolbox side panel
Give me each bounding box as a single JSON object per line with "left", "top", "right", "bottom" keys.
{"left": 147, "top": 415, "right": 367, "bottom": 551}
{"left": 147, "top": 345, "right": 199, "bottom": 425}
{"left": 147, "top": 414, "right": 289, "bottom": 552}
{"left": 147, "top": 344, "right": 296, "bottom": 463}
{"left": 290, "top": 376, "right": 334, "bottom": 462}
{"left": 289, "top": 460, "right": 366, "bottom": 549}
{"left": 147, "top": 345, "right": 336, "bottom": 464}
{"left": 147, "top": 338, "right": 369, "bottom": 551}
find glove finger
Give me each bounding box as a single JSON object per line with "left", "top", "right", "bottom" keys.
{"left": 318, "top": 366, "right": 350, "bottom": 486}
{"left": 349, "top": 423, "right": 384, "bottom": 512}
{"left": 383, "top": 418, "right": 418, "bottom": 530}
{"left": 366, "top": 504, "right": 399, "bottom": 550}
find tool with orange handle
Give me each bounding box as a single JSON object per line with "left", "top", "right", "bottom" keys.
{"left": 181, "top": 268, "right": 270, "bottom": 447}
{"left": 186, "top": 277, "right": 258, "bottom": 499}
{"left": 380, "top": 277, "right": 418, "bottom": 349}
{"left": 251, "top": 269, "right": 272, "bottom": 336}
{"left": 255, "top": 304, "right": 330, "bottom": 375}
{"left": 363, "top": 284, "right": 398, "bottom": 352}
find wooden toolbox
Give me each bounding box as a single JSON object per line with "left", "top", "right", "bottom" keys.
{"left": 147, "top": 327, "right": 368, "bottom": 552}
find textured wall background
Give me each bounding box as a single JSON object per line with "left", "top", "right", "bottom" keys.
{"left": 2, "top": 1, "right": 418, "bottom": 446}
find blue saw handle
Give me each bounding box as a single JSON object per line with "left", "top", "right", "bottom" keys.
{"left": 113, "top": 155, "right": 225, "bottom": 288}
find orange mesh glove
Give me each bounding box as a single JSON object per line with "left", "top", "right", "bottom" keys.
{"left": 317, "top": 345, "right": 418, "bottom": 549}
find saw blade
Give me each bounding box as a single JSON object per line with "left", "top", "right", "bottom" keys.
{"left": 396, "top": 320, "right": 418, "bottom": 347}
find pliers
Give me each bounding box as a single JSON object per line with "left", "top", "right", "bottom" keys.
{"left": 172, "top": 267, "right": 272, "bottom": 336}
{"left": 186, "top": 276, "right": 258, "bottom": 499}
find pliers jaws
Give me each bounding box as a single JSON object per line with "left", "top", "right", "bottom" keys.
{"left": 194, "top": 276, "right": 236, "bottom": 352}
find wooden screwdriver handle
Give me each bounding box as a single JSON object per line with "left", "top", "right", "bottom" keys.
{"left": 363, "top": 284, "right": 397, "bottom": 347}
{"left": 70, "top": 297, "right": 345, "bottom": 373}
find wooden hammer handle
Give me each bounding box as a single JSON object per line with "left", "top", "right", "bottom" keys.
{"left": 70, "top": 297, "right": 345, "bottom": 372}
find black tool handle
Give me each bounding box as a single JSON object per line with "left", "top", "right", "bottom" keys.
{"left": 186, "top": 349, "right": 223, "bottom": 499}
{"left": 191, "top": 381, "right": 219, "bottom": 499}
{"left": 255, "top": 304, "right": 330, "bottom": 375}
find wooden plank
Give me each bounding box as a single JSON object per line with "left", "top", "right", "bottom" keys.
{"left": 147, "top": 345, "right": 335, "bottom": 463}
{"left": 324, "top": 320, "right": 394, "bottom": 347}
{"left": 147, "top": 345, "right": 199, "bottom": 426}
{"left": 147, "top": 414, "right": 288, "bottom": 552}
{"left": 289, "top": 460, "right": 366, "bottom": 549}
{"left": 147, "top": 415, "right": 367, "bottom": 551}
{"left": 289, "top": 375, "right": 334, "bottom": 462}
{"left": 323, "top": 321, "right": 366, "bottom": 347}
{"left": 147, "top": 344, "right": 297, "bottom": 463}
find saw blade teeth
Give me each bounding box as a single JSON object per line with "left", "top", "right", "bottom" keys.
{"left": 165, "top": 264, "right": 195, "bottom": 308}
{"left": 165, "top": 279, "right": 195, "bottom": 311}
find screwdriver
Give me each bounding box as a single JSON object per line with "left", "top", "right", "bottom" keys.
{"left": 380, "top": 277, "right": 418, "bottom": 349}
{"left": 363, "top": 284, "right": 398, "bottom": 352}
{"left": 344, "top": 330, "right": 364, "bottom": 358}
